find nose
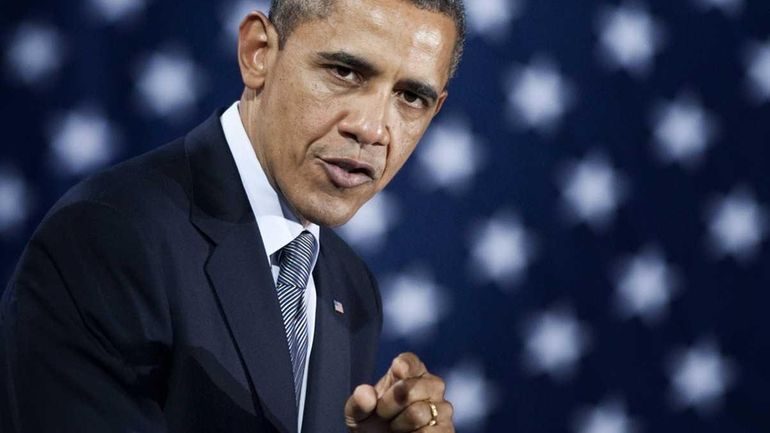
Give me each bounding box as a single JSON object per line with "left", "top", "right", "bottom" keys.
{"left": 337, "top": 91, "right": 391, "bottom": 147}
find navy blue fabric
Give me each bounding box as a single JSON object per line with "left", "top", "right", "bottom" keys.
{"left": 0, "top": 112, "right": 383, "bottom": 433}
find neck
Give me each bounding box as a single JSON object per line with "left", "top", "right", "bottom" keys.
{"left": 238, "top": 92, "right": 311, "bottom": 228}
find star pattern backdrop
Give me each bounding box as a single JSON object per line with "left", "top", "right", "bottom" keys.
{"left": 2, "top": 0, "right": 770, "bottom": 432}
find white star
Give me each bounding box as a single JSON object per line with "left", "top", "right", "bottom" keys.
{"left": 668, "top": 340, "right": 735, "bottom": 414}
{"left": 442, "top": 361, "right": 498, "bottom": 432}
{"left": 506, "top": 58, "right": 575, "bottom": 134}
{"left": 220, "top": 0, "right": 271, "bottom": 46}
{"left": 692, "top": 0, "right": 743, "bottom": 16}
{"left": 558, "top": 152, "right": 625, "bottom": 231}
{"left": 382, "top": 268, "right": 450, "bottom": 342}
{"left": 0, "top": 168, "right": 32, "bottom": 236}
{"left": 573, "top": 399, "right": 638, "bottom": 433}
{"left": 596, "top": 2, "right": 664, "bottom": 77}
{"left": 469, "top": 212, "right": 536, "bottom": 289}
{"left": 706, "top": 187, "right": 767, "bottom": 262}
{"left": 416, "top": 117, "right": 483, "bottom": 193}
{"left": 523, "top": 307, "right": 590, "bottom": 380}
{"left": 612, "top": 247, "right": 679, "bottom": 324}
{"left": 134, "top": 49, "right": 205, "bottom": 119}
{"left": 465, "top": 0, "right": 522, "bottom": 40}
{"left": 651, "top": 94, "right": 718, "bottom": 167}
{"left": 4, "top": 22, "right": 64, "bottom": 87}
{"left": 48, "top": 108, "right": 120, "bottom": 176}
{"left": 86, "top": 0, "right": 147, "bottom": 24}
{"left": 338, "top": 191, "right": 399, "bottom": 253}
{"left": 745, "top": 39, "right": 770, "bottom": 104}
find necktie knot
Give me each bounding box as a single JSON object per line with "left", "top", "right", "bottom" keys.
{"left": 277, "top": 230, "right": 317, "bottom": 291}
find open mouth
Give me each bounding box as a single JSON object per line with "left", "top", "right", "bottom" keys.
{"left": 319, "top": 157, "right": 375, "bottom": 188}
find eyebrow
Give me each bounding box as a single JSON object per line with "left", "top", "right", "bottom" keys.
{"left": 317, "top": 51, "right": 380, "bottom": 77}
{"left": 316, "top": 50, "right": 440, "bottom": 106}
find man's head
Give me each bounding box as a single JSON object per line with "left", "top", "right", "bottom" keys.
{"left": 237, "top": 0, "right": 465, "bottom": 227}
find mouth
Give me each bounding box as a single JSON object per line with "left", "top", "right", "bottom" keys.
{"left": 319, "top": 157, "right": 376, "bottom": 189}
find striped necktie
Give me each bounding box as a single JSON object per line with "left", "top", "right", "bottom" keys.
{"left": 276, "top": 230, "right": 317, "bottom": 406}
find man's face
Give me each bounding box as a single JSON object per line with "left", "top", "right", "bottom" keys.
{"left": 245, "top": 0, "right": 456, "bottom": 226}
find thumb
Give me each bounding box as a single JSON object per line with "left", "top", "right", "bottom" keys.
{"left": 344, "top": 384, "right": 378, "bottom": 429}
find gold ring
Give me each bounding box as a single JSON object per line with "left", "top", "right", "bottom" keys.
{"left": 427, "top": 400, "right": 438, "bottom": 427}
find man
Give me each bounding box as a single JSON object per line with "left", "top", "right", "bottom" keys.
{"left": 0, "top": 0, "right": 465, "bottom": 432}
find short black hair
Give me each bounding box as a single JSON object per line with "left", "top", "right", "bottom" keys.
{"left": 268, "top": 0, "right": 466, "bottom": 78}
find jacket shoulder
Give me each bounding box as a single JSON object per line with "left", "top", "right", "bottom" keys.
{"left": 51, "top": 137, "right": 190, "bottom": 224}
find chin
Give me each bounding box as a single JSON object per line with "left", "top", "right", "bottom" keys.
{"left": 303, "top": 207, "right": 357, "bottom": 228}
{"left": 293, "top": 195, "right": 362, "bottom": 228}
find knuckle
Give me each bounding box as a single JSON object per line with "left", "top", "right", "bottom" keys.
{"left": 403, "top": 379, "right": 420, "bottom": 401}
{"left": 422, "top": 373, "right": 445, "bottom": 395}
{"left": 444, "top": 400, "right": 454, "bottom": 418}
{"left": 432, "top": 376, "right": 446, "bottom": 394}
{"left": 405, "top": 402, "right": 428, "bottom": 424}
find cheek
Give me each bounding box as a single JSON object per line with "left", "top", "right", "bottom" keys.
{"left": 268, "top": 76, "right": 339, "bottom": 167}
{"left": 393, "top": 120, "right": 425, "bottom": 161}
{"left": 290, "top": 83, "right": 342, "bottom": 152}
{"left": 380, "top": 136, "right": 421, "bottom": 185}
{"left": 383, "top": 115, "right": 432, "bottom": 178}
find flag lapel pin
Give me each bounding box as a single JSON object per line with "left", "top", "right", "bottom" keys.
{"left": 333, "top": 300, "right": 345, "bottom": 315}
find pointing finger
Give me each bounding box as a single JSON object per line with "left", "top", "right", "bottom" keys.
{"left": 392, "top": 352, "right": 427, "bottom": 380}
{"left": 374, "top": 352, "right": 427, "bottom": 397}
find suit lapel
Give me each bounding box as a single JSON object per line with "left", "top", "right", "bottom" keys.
{"left": 204, "top": 221, "right": 298, "bottom": 433}
{"left": 185, "top": 111, "right": 298, "bottom": 433}
{"left": 301, "top": 238, "right": 351, "bottom": 433}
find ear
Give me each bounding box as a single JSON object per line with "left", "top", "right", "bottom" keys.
{"left": 237, "top": 11, "right": 279, "bottom": 90}
{"left": 433, "top": 90, "right": 449, "bottom": 116}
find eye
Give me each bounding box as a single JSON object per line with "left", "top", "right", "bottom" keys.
{"left": 329, "top": 65, "right": 358, "bottom": 82}
{"left": 398, "top": 90, "right": 427, "bottom": 109}
{"left": 403, "top": 92, "right": 419, "bottom": 104}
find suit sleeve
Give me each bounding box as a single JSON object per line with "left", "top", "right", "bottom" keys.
{"left": 0, "top": 200, "right": 172, "bottom": 433}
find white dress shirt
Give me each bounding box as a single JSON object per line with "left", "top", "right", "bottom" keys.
{"left": 220, "top": 101, "right": 319, "bottom": 433}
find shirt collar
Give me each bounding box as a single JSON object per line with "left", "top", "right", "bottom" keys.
{"left": 220, "top": 101, "right": 321, "bottom": 260}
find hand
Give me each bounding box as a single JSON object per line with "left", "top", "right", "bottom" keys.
{"left": 345, "top": 353, "right": 455, "bottom": 432}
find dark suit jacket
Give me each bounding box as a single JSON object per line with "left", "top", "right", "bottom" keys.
{"left": 0, "top": 110, "right": 383, "bottom": 433}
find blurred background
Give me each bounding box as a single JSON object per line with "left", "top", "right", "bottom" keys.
{"left": 2, "top": 0, "right": 770, "bottom": 432}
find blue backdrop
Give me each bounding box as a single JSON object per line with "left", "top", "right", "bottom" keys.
{"left": 2, "top": 0, "right": 770, "bottom": 432}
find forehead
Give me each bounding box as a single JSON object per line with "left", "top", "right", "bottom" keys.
{"left": 285, "top": 0, "right": 456, "bottom": 85}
